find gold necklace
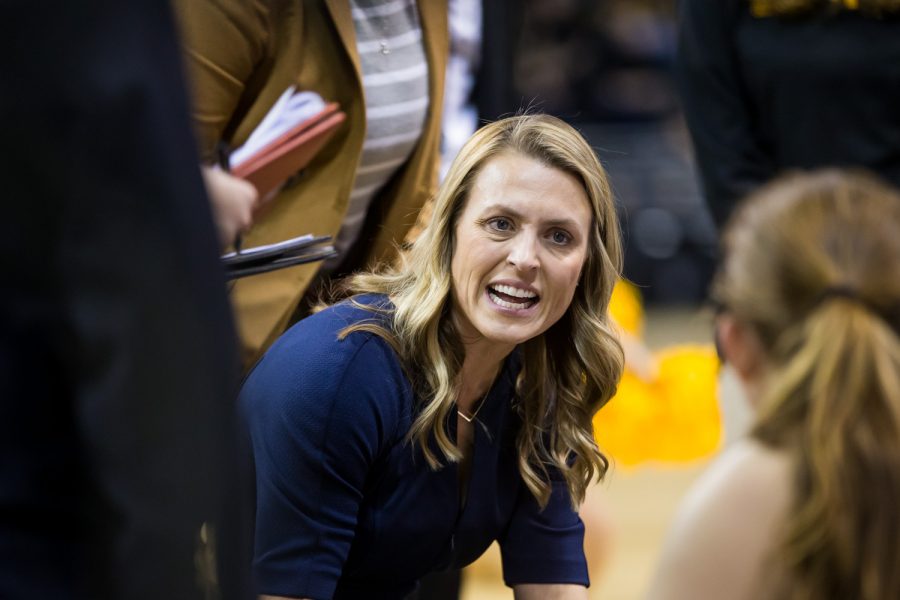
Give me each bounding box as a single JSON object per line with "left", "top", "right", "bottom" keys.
{"left": 457, "top": 374, "right": 498, "bottom": 423}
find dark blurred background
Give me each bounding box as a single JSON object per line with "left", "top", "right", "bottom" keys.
{"left": 464, "top": 0, "right": 716, "bottom": 305}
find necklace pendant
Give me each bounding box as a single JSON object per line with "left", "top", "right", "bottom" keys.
{"left": 379, "top": 40, "right": 390, "bottom": 55}
{"left": 457, "top": 410, "right": 474, "bottom": 423}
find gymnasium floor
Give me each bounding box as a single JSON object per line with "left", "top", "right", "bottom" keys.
{"left": 459, "top": 306, "right": 752, "bottom": 599}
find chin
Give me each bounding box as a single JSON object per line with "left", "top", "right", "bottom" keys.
{"left": 477, "top": 320, "right": 544, "bottom": 346}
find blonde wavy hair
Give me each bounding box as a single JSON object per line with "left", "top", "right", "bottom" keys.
{"left": 332, "top": 114, "right": 624, "bottom": 508}
{"left": 711, "top": 170, "right": 900, "bottom": 599}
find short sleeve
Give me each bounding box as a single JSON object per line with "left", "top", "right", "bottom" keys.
{"left": 240, "top": 326, "right": 404, "bottom": 599}
{"left": 498, "top": 471, "right": 589, "bottom": 587}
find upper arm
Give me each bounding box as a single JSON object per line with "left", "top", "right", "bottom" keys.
{"left": 500, "top": 471, "right": 589, "bottom": 589}
{"left": 676, "top": 0, "right": 774, "bottom": 226}
{"left": 646, "top": 442, "right": 792, "bottom": 600}
{"left": 241, "top": 332, "right": 403, "bottom": 599}
{"left": 171, "top": 0, "right": 272, "bottom": 158}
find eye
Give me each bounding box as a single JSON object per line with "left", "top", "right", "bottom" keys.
{"left": 486, "top": 217, "right": 513, "bottom": 232}
{"left": 549, "top": 229, "right": 573, "bottom": 245}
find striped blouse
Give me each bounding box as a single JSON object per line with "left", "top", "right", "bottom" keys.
{"left": 326, "top": 0, "right": 430, "bottom": 269}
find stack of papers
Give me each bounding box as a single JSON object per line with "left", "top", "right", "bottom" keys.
{"left": 228, "top": 86, "right": 346, "bottom": 198}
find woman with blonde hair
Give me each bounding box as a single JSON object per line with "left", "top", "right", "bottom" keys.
{"left": 240, "top": 114, "right": 624, "bottom": 599}
{"left": 649, "top": 169, "right": 900, "bottom": 599}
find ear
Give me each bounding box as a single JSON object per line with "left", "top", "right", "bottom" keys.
{"left": 716, "top": 313, "right": 766, "bottom": 386}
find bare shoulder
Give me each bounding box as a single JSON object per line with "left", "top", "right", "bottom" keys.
{"left": 678, "top": 438, "right": 792, "bottom": 521}
{"left": 646, "top": 439, "right": 793, "bottom": 600}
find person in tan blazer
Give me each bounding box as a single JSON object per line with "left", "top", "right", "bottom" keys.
{"left": 174, "top": 0, "right": 448, "bottom": 367}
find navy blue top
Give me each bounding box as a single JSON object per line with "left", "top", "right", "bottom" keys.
{"left": 240, "top": 295, "right": 588, "bottom": 599}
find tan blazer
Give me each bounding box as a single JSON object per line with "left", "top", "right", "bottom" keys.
{"left": 174, "top": 0, "right": 448, "bottom": 366}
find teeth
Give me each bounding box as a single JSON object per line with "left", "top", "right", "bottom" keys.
{"left": 489, "top": 291, "right": 533, "bottom": 310}
{"left": 492, "top": 284, "right": 536, "bottom": 299}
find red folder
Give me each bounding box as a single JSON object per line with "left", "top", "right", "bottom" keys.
{"left": 231, "top": 103, "right": 346, "bottom": 198}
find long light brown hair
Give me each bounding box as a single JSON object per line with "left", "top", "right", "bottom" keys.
{"left": 333, "top": 114, "right": 624, "bottom": 507}
{"left": 711, "top": 170, "right": 900, "bottom": 598}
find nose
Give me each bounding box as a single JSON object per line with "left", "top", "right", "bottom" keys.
{"left": 507, "top": 232, "right": 540, "bottom": 272}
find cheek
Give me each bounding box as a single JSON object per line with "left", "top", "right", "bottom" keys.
{"left": 543, "top": 254, "right": 588, "bottom": 319}
{"left": 449, "top": 227, "right": 468, "bottom": 286}
{"left": 553, "top": 252, "right": 588, "bottom": 294}
{"left": 452, "top": 233, "right": 494, "bottom": 286}
{"left": 555, "top": 276, "right": 580, "bottom": 314}
{"left": 450, "top": 245, "right": 479, "bottom": 299}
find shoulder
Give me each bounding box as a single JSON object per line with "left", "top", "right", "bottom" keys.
{"left": 241, "top": 294, "right": 407, "bottom": 434}
{"left": 259, "top": 294, "right": 393, "bottom": 363}
{"left": 251, "top": 293, "right": 396, "bottom": 382}
{"left": 647, "top": 439, "right": 793, "bottom": 600}
{"left": 677, "top": 439, "right": 792, "bottom": 522}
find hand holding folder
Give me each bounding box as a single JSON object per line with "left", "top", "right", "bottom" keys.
{"left": 222, "top": 234, "right": 337, "bottom": 280}
{"left": 218, "top": 87, "right": 344, "bottom": 279}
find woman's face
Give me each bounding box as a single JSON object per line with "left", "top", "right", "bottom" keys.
{"left": 450, "top": 152, "right": 593, "bottom": 353}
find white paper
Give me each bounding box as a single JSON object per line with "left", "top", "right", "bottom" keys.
{"left": 229, "top": 87, "right": 327, "bottom": 169}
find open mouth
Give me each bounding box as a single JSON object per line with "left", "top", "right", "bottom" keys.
{"left": 487, "top": 284, "right": 539, "bottom": 310}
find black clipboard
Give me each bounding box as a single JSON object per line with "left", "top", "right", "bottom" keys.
{"left": 221, "top": 234, "right": 337, "bottom": 280}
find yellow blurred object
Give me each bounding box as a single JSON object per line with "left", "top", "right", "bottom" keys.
{"left": 609, "top": 279, "right": 644, "bottom": 337}
{"left": 599, "top": 281, "right": 722, "bottom": 466}
{"left": 595, "top": 345, "right": 722, "bottom": 466}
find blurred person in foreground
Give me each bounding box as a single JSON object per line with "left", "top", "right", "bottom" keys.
{"left": 649, "top": 170, "right": 900, "bottom": 599}
{"left": 240, "top": 114, "right": 624, "bottom": 599}
{"left": 0, "top": 1, "right": 248, "bottom": 598}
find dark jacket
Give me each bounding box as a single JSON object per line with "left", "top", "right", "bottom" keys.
{"left": 0, "top": 1, "right": 248, "bottom": 598}
{"left": 677, "top": 0, "right": 900, "bottom": 227}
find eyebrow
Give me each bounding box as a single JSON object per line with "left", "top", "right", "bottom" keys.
{"left": 479, "top": 203, "right": 584, "bottom": 230}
